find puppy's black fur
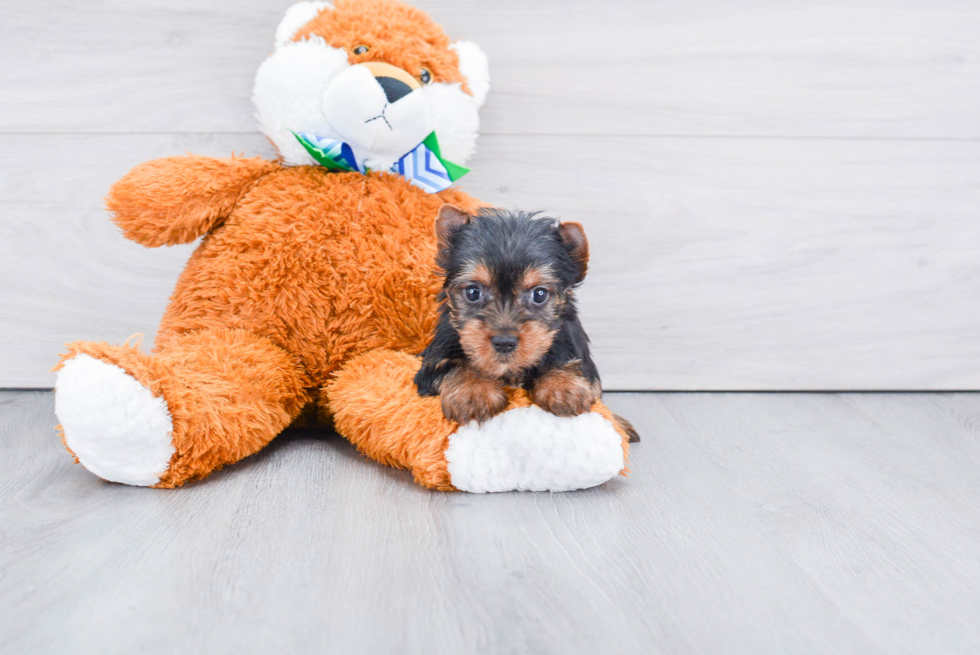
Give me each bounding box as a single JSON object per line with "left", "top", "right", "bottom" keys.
{"left": 415, "top": 208, "right": 597, "bottom": 394}
{"left": 414, "top": 205, "right": 639, "bottom": 441}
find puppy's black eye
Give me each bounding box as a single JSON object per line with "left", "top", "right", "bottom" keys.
{"left": 353, "top": 45, "right": 369, "bottom": 55}
{"left": 464, "top": 285, "right": 482, "bottom": 303}
{"left": 419, "top": 68, "right": 433, "bottom": 84}
{"left": 531, "top": 287, "right": 550, "bottom": 305}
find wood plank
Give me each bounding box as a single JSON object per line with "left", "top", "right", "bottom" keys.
{"left": 2, "top": 133, "right": 979, "bottom": 389}
{"left": 3, "top": 0, "right": 980, "bottom": 138}
{"left": 476, "top": 136, "right": 980, "bottom": 390}
{"left": 0, "top": 134, "right": 273, "bottom": 387}
{"left": 635, "top": 391, "right": 980, "bottom": 654}
{"left": 5, "top": 390, "right": 980, "bottom": 653}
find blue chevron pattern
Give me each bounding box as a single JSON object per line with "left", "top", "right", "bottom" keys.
{"left": 295, "top": 132, "right": 360, "bottom": 172}
{"left": 293, "top": 131, "right": 465, "bottom": 193}
{"left": 392, "top": 142, "right": 453, "bottom": 193}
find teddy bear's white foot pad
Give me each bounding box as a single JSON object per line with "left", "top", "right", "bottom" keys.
{"left": 55, "top": 354, "right": 175, "bottom": 486}
{"left": 445, "top": 405, "right": 624, "bottom": 493}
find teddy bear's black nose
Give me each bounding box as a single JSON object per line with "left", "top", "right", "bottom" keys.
{"left": 491, "top": 334, "right": 519, "bottom": 354}
{"left": 376, "top": 76, "right": 413, "bottom": 104}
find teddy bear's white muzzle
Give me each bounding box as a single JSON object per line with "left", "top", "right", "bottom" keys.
{"left": 322, "top": 64, "right": 432, "bottom": 167}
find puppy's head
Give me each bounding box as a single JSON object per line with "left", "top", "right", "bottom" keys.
{"left": 435, "top": 205, "right": 589, "bottom": 379}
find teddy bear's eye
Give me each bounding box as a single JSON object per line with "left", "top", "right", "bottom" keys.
{"left": 353, "top": 45, "right": 369, "bottom": 55}
{"left": 419, "top": 68, "right": 433, "bottom": 85}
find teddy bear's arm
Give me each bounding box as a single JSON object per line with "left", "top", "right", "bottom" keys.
{"left": 107, "top": 155, "right": 280, "bottom": 247}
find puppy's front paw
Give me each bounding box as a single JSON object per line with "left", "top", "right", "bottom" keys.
{"left": 531, "top": 367, "right": 600, "bottom": 418}
{"left": 440, "top": 367, "right": 508, "bottom": 424}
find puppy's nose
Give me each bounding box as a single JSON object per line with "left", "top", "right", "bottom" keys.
{"left": 491, "top": 334, "right": 519, "bottom": 354}
{"left": 361, "top": 61, "right": 420, "bottom": 104}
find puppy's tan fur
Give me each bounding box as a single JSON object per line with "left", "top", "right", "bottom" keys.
{"left": 439, "top": 366, "right": 508, "bottom": 424}
{"left": 530, "top": 362, "right": 602, "bottom": 418}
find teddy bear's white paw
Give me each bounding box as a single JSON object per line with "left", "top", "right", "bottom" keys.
{"left": 445, "top": 405, "right": 624, "bottom": 493}
{"left": 55, "top": 354, "right": 175, "bottom": 486}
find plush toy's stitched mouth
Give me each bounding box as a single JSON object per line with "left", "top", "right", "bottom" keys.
{"left": 364, "top": 103, "right": 393, "bottom": 130}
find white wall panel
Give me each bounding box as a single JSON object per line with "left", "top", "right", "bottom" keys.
{"left": 1, "top": 0, "right": 977, "bottom": 388}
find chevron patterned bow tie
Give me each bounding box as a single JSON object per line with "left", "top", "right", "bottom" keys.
{"left": 292, "top": 131, "right": 470, "bottom": 194}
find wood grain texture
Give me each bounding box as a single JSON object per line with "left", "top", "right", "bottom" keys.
{"left": 2, "top": 0, "right": 979, "bottom": 137}
{"left": 3, "top": 390, "right": 980, "bottom": 653}
{"left": 2, "top": 0, "right": 979, "bottom": 389}
{"left": 3, "top": 133, "right": 979, "bottom": 389}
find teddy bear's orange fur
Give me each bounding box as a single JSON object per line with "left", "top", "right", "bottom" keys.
{"left": 58, "top": 162, "right": 490, "bottom": 487}
{"left": 55, "top": 0, "right": 631, "bottom": 489}
{"left": 294, "top": 0, "right": 472, "bottom": 94}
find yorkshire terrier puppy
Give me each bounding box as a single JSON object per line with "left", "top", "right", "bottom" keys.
{"left": 415, "top": 205, "right": 638, "bottom": 442}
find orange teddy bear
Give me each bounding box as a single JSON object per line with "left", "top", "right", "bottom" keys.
{"left": 53, "top": 0, "right": 631, "bottom": 492}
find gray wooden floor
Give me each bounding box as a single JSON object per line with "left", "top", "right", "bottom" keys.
{"left": 2, "top": 392, "right": 980, "bottom": 654}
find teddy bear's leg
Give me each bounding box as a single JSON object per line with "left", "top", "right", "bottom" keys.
{"left": 324, "top": 349, "right": 631, "bottom": 492}
{"left": 54, "top": 328, "right": 310, "bottom": 488}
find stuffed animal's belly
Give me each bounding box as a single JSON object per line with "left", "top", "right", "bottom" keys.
{"left": 156, "top": 169, "right": 446, "bottom": 382}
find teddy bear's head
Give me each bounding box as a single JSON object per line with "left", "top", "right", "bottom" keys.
{"left": 254, "top": 0, "right": 489, "bottom": 175}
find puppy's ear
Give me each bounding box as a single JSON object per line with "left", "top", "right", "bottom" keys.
{"left": 435, "top": 204, "right": 470, "bottom": 250}
{"left": 558, "top": 222, "right": 589, "bottom": 283}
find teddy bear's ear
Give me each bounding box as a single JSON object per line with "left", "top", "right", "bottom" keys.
{"left": 449, "top": 41, "right": 490, "bottom": 108}
{"left": 274, "top": 2, "right": 334, "bottom": 49}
